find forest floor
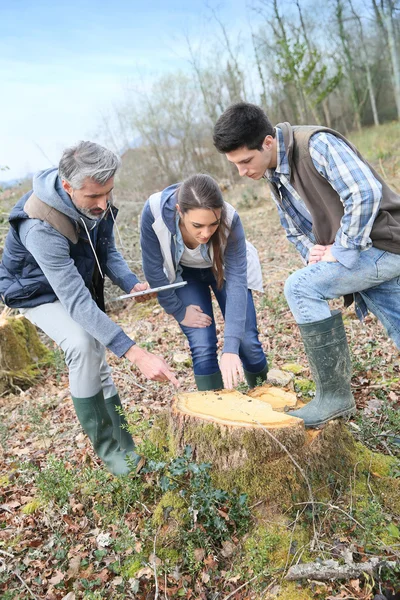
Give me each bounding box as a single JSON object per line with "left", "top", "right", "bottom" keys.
{"left": 1, "top": 123, "right": 400, "bottom": 599}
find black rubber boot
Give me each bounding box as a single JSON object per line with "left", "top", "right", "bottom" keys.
{"left": 287, "top": 311, "right": 356, "bottom": 428}
{"left": 104, "top": 393, "right": 136, "bottom": 452}
{"left": 72, "top": 390, "right": 141, "bottom": 475}
{"left": 194, "top": 371, "right": 224, "bottom": 391}
{"left": 243, "top": 364, "right": 268, "bottom": 389}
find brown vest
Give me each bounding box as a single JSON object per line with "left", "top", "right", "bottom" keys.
{"left": 24, "top": 193, "right": 79, "bottom": 243}
{"left": 273, "top": 123, "right": 400, "bottom": 253}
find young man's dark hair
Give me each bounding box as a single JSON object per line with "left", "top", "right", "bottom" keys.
{"left": 213, "top": 102, "right": 275, "bottom": 153}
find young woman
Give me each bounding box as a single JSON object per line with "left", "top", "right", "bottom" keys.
{"left": 140, "top": 174, "right": 268, "bottom": 390}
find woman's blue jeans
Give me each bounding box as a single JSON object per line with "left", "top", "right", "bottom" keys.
{"left": 176, "top": 266, "right": 267, "bottom": 376}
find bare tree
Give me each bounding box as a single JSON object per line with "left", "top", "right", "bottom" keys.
{"left": 348, "top": 0, "right": 380, "bottom": 125}
{"left": 374, "top": 0, "right": 400, "bottom": 118}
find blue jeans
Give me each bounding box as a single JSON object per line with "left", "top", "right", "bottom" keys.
{"left": 284, "top": 247, "right": 400, "bottom": 349}
{"left": 176, "top": 266, "right": 267, "bottom": 376}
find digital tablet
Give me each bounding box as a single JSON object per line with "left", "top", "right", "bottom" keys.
{"left": 112, "top": 281, "right": 187, "bottom": 301}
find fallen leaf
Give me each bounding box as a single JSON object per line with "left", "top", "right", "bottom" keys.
{"left": 193, "top": 548, "right": 205, "bottom": 562}
{"left": 49, "top": 570, "right": 65, "bottom": 585}
{"left": 221, "top": 540, "right": 236, "bottom": 558}
{"left": 201, "top": 572, "right": 210, "bottom": 583}
{"left": 66, "top": 555, "right": 81, "bottom": 580}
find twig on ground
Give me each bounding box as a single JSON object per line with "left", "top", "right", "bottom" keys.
{"left": 285, "top": 558, "right": 398, "bottom": 581}
{"left": 136, "top": 500, "right": 152, "bottom": 514}
{"left": 221, "top": 574, "right": 259, "bottom": 600}
{"left": 284, "top": 510, "right": 300, "bottom": 573}
{"left": 0, "top": 549, "right": 14, "bottom": 557}
{"left": 153, "top": 529, "right": 159, "bottom": 600}
{"left": 127, "top": 372, "right": 150, "bottom": 392}
{"left": 294, "top": 501, "right": 365, "bottom": 530}
{"left": 13, "top": 570, "right": 39, "bottom": 599}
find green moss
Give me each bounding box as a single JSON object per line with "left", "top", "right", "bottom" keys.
{"left": 354, "top": 442, "right": 397, "bottom": 476}
{"left": 294, "top": 378, "right": 316, "bottom": 398}
{"left": 277, "top": 582, "right": 315, "bottom": 599}
{"left": 21, "top": 499, "right": 43, "bottom": 514}
{"left": 120, "top": 556, "right": 144, "bottom": 579}
{"left": 0, "top": 475, "right": 9, "bottom": 487}
{"left": 241, "top": 521, "right": 311, "bottom": 579}
{"left": 376, "top": 477, "right": 400, "bottom": 516}
{"left": 0, "top": 316, "right": 51, "bottom": 394}
{"left": 152, "top": 490, "right": 188, "bottom": 527}
{"left": 243, "top": 526, "right": 281, "bottom": 576}
{"left": 149, "top": 413, "right": 173, "bottom": 458}
{"left": 157, "top": 547, "right": 181, "bottom": 565}
{"left": 281, "top": 363, "right": 305, "bottom": 375}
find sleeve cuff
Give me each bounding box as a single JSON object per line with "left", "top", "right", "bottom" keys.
{"left": 223, "top": 336, "right": 241, "bottom": 354}
{"left": 174, "top": 305, "right": 187, "bottom": 324}
{"left": 331, "top": 244, "right": 360, "bottom": 269}
{"left": 122, "top": 273, "right": 140, "bottom": 294}
{"left": 107, "top": 330, "right": 135, "bottom": 357}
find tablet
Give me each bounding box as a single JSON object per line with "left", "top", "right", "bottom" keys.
{"left": 112, "top": 281, "right": 188, "bottom": 301}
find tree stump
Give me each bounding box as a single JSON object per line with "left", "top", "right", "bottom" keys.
{"left": 165, "top": 385, "right": 358, "bottom": 506}
{"left": 170, "top": 388, "right": 304, "bottom": 471}
{"left": 0, "top": 311, "right": 50, "bottom": 395}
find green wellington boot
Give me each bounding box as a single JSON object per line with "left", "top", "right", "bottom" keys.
{"left": 287, "top": 310, "right": 356, "bottom": 428}
{"left": 243, "top": 365, "right": 268, "bottom": 389}
{"left": 194, "top": 371, "right": 224, "bottom": 391}
{"left": 104, "top": 393, "right": 136, "bottom": 452}
{"left": 72, "top": 391, "right": 141, "bottom": 476}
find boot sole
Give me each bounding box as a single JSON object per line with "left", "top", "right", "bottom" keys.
{"left": 303, "top": 407, "right": 356, "bottom": 429}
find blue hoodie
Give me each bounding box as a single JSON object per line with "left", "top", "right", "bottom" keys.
{"left": 0, "top": 168, "right": 139, "bottom": 357}
{"left": 140, "top": 184, "right": 251, "bottom": 355}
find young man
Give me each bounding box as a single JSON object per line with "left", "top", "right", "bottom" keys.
{"left": 0, "top": 141, "right": 178, "bottom": 474}
{"left": 213, "top": 102, "right": 400, "bottom": 428}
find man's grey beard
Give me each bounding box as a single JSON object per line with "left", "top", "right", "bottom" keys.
{"left": 71, "top": 200, "right": 106, "bottom": 221}
{"left": 77, "top": 205, "right": 106, "bottom": 220}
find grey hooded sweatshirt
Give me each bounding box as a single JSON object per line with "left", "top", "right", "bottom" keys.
{"left": 17, "top": 168, "right": 138, "bottom": 357}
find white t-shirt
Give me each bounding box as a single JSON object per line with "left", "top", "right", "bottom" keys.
{"left": 180, "top": 243, "right": 210, "bottom": 269}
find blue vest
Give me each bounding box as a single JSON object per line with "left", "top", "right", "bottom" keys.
{"left": 0, "top": 191, "right": 117, "bottom": 309}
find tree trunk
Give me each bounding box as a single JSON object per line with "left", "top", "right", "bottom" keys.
{"left": 384, "top": 0, "right": 400, "bottom": 119}
{"left": 0, "top": 312, "right": 50, "bottom": 395}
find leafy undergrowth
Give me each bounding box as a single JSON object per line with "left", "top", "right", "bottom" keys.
{"left": 1, "top": 130, "right": 400, "bottom": 598}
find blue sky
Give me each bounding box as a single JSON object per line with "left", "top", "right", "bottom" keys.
{"left": 0, "top": 0, "right": 248, "bottom": 180}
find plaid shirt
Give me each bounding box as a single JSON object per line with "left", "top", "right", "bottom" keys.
{"left": 265, "top": 127, "right": 382, "bottom": 268}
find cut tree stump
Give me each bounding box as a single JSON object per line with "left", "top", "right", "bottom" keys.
{"left": 0, "top": 311, "right": 50, "bottom": 395}
{"left": 162, "top": 384, "right": 359, "bottom": 505}
{"left": 170, "top": 388, "right": 304, "bottom": 470}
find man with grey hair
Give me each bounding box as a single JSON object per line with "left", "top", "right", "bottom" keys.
{"left": 0, "top": 141, "right": 178, "bottom": 476}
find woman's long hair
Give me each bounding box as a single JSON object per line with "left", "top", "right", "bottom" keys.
{"left": 178, "top": 174, "right": 228, "bottom": 289}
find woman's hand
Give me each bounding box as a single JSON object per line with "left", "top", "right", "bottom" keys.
{"left": 220, "top": 353, "right": 244, "bottom": 390}
{"left": 130, "top": 282, "right": 157, "bottom": 303}
{"left": 181, "top": 305, "right": 212, "bottom": 328}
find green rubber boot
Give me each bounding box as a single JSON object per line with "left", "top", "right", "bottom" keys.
{"left": 243, "top": 364, "right": 268, "bottom": 389}
{"left": 104, "top": 393, "right": 136, "bottom": 452}
{"left": 194, "top": 371, "right": 224, "bottom": 391}
{"left": 287, "top": 310, "right": 356, "bottom": 428}
{"left": 72, "top": 391, "right": 140, "bottom": 475}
